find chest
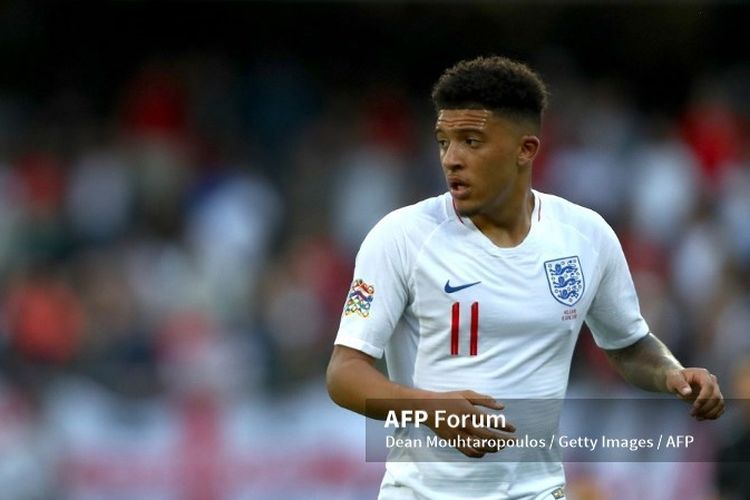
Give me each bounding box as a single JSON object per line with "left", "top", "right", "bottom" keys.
{"left": 410, "top": 236, "right": 600, "bottom": 343}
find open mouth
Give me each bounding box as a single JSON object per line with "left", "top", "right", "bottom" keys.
{"left": 449, "top": 179, "right": 470, "bottom": 199}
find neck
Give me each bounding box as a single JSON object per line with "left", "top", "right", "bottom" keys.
{"left": 470, "top": 188, "right": 535, "bottom": 248}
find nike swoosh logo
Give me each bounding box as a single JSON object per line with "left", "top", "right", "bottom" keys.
{"left": 444, "top": 280, "right": 481, "bottom": 293}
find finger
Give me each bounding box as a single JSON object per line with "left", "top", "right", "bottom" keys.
{"left": 694, "top": 387, "right": 724, "bottom": 418}
{"left": 477, "top": 437, "right": 517, "bottom": 453}
{"left": 455, "top": 430, "right": 493, "bottom": 454}
{"left": 447, "top": 423, "right": 512, "bottom": 453}
{"left": 460, "top": 447, "right": 484, "bottom": 458}
{"left": 463, "top": 391, "right": 504, "bottom": 410}
{"left": 458, "top": 446, "right": 482, "bottom": 458}
{"left": 701, "top": 399, "right": 725, "bottom": 420}
{"left": 690, "top": 379, "right": 720, "bottom": 415}
{"left": 465, "top": 407, "right": 516, "bottom": 433}
{"left": 691, "top": 386, "right": 719, "bottom": 408}
{"left": 467, "top": 425, "right": 516, "bottom": 443}
{"left": 495, "top": 419, "right": 515, "bottom": 433}
{"left": 458, "top": 439, "right": 486, "bottom": 458}
{"left": 463, "top": 410, "right": 515, "bottom": 433}
{"left": 690, "top": 393, "right": 724, "bottom": 420}
{"left": 487, "top": 417, "right": 515, "bottom": 433}
{"left": 692, "top": 397, "right": 722, "bottom": 419}
{"left": 692, "top": 374, "right": 715, "bottom": 403}
{"left": 715, "top": 404, "right": 726, "bottom": 419}
{"left": 460, "top": 422, "right": 517, "bottom": 445}
{"left": 463, "top": 431, "right": 512, "bottom": 454}
{"left": 473, "top": 436, "right": 501, "bottom": 454}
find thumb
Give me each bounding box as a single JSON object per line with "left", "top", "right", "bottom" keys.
{"left": 668, "top": 371, "right": 692, "bottom": 397}
{"left": 677, "top": 384, "right": 692, "bottom": 397}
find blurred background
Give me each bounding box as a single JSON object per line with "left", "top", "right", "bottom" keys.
{"left": 0, "top": 1, "right": 749, "bottom": 499}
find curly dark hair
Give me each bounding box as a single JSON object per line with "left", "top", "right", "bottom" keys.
{"left": 431, "top": 56, "right": 548, "bottom": 127}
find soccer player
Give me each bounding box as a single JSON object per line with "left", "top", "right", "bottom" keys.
{"left": 326, "top": 56, "right": 724, "bottom": 499}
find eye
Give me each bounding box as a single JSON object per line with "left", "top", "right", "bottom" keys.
{"left": 436, "top": 138, "right": 449, "bottom": 149}
{"left": 465, "top": 138, "right": 481, "bottom": 147}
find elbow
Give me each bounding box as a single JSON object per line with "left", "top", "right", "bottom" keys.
{"left": 326, "top": 355, "right": 344, "bottom": 407}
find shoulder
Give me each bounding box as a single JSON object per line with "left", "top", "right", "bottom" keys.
{"left": 355, "top": 194, "right": 451, "bottom": 272}
{"left": 536, "top": 191, "right": 612, "bottom": 236}
{"left": 536, "top": 190, "right": 619, "bottom": 244}
{"left": 366, "top": 193, "right": 452, "bottom": 242}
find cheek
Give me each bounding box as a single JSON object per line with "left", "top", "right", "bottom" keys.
{"left": 477, "top": 154, "right": 508, "bottom": 179}
{"left": 479, "top": 164, "right": 516, "bottom": 197}
{"left": 485, "top": 150, "right": 517, "bottom": 177}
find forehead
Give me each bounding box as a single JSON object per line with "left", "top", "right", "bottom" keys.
{"left": 435, "top": 109, "right": 492, "bottom": 131}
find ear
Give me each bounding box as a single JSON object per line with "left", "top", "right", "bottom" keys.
{"left": 517, "top": 135, "right": 541, "bottom": 166}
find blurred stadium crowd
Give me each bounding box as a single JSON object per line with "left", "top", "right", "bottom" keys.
{"left": 0, "top": 4, "right": 749, "bottom": 499}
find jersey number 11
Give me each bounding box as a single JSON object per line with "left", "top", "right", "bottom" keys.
{"left": 450, "top": 302, "right": 479, "bottom": 356}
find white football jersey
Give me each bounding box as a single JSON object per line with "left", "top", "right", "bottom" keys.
{"left": 334, "top": 190, "right": 649, "bottom": 499}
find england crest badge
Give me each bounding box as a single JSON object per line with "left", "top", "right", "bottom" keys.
{"left": 544, "top": 256, "right": 585, "bottom": 306}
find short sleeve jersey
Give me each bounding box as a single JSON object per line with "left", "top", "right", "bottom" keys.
{"left": 334, "top": 190, "right": 649, "bottom": 498}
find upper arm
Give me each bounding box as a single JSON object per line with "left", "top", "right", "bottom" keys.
{"left": 585, "top": 218, "right": 650, "bottom": 349}
{"left": 333, "top": 211, "right": 412, "bottom": 358}
{"left": 326, "top": 345, "right": 389, "bottom": 412}
{"left": 328, "top": 344, "right": 377, "bottom": 371}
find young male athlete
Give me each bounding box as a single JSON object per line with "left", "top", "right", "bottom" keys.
{"left": 326, "top": 56, "right": 724, "bottom": 499}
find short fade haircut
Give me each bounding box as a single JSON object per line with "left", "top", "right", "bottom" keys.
{"left": 431, "top": 56, "right": 548, "bottom": 128}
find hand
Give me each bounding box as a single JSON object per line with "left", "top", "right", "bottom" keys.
{"left": 421, "top": 390, "right": 516, "bottom": 458}
{"left": 665, "top": 368, "right": 725, "bottom": 421}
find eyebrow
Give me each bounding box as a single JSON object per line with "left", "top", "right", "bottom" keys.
{"left": 434, "top": 124, "right": 487, "bottom": 133}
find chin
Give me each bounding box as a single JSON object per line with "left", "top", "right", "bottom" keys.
{"left": 453, "top": 200, "right": 481, "bottom": 217}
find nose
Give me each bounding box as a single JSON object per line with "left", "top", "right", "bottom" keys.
{"left": 441, "top": 142, "right": 464, "bottom": 171}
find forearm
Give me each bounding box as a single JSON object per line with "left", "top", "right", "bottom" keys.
{"left": 326, "top": 346, "right": 432, "bottom": 420}
{"left": 604, "top": 333, "right": 684, "bottom": 393}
